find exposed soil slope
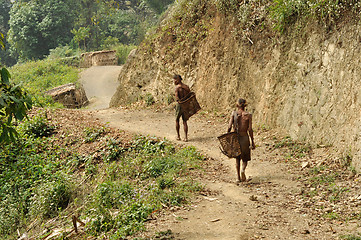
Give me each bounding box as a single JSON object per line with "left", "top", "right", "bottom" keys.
{"left": 109, "top": 1, "right": 361, "bottom": 170}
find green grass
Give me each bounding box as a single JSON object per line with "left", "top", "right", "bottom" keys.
{"left": 0, "top": 137, "right": 72, "bottom": 237}
{"left": 10, "top": 59, "right": 79, "bottom": 107}
{"left": 340, "top": 234, "right": 361, "bottom": 240}
{"left": 83, "top": 136, "right": 204, "bottom": 238}
{"left": 274, "top": 136, "right": 311, "bottom": 159}
{"left": 0, "top": 113, "right": 204, "bottom": 239}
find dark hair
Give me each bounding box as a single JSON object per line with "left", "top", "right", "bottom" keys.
{"left": 237, "top": 98, "right": 247, "bottom": 108}
{"left": 173, "top": 74, "right": 182, "bottom": 81}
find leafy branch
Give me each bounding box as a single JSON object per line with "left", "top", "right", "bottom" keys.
{"left": 0, "top": 31, "right": 32, "bottom": 143}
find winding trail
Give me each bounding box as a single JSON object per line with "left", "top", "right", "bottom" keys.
{"left": 81, "top": 66, "right": 352, "bottom": 240}
{"left": 92, "top": 108, "right": 307, "bottom": 240}
{"left": 80, "top": 66, "right": 122, "bottom": 110}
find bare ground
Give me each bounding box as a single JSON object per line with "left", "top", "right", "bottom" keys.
{"left": 89, "top": 107, "right": 361, "bottom": 240}
{"left": 78, "top": 66, "right": 361, "bottom": 240}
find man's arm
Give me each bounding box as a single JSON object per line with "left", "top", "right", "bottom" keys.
{"left": 227, "top": 112, "right": 234, "bottom": 133}
{"left": 248, "top": 114, "right": 256, "bottom": 149}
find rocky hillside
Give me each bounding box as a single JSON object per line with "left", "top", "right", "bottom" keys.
{"left": 110, "top": 0, "right": 361, "bottom": 171}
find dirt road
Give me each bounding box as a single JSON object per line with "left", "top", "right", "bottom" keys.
{"left": 90, "top": 107, "right": 358, "bottom": 240}
{"left": 82, "top": 66, "right": 359, "bottom": 239}
{"left": 80, "top": 66, "right": 122, "bottom": 110}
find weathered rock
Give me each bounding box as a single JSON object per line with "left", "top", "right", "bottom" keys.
{"left": 80, "top": 50, "right": 117, "bottom": 68}
{"left": 46, "top": 83, "right": 88, "bottom": 108}
{"left": 302, "top": 162, "right": 310, "bottom": 169}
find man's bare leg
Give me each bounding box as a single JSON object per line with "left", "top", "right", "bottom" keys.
{"left": 241, "top": 160, "right": 248, "bottom": 182}
{"left": 176, "top": 120, "right": 181, "bottom": 140}
{"left": 183, "top": 120, "right": 188, "bottom": 142}
{"left": 236, "top": 157, "right": 241, "bottom": 182}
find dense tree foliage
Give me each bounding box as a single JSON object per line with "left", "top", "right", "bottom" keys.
{"left": 144, "top": 0, "right": 174, "bottom": 14}
{"left": 2, "top": 0, "right": 175, "bottom": 62}
{"left": 8, "top": 0, "right": 77, "bottom": 60}
{"left": 0, "top": 0, "right": 16, "bottom": 66}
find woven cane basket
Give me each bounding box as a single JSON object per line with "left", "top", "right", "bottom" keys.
{"left": 217, "top": 132, "right": 242, "bottom": 158}
{"left": 179, "top": 92, "right": 201, "bottom": 121}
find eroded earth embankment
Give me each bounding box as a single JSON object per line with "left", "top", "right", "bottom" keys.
{"left": 110, "top": 5, "right": 361, "bottom": 170}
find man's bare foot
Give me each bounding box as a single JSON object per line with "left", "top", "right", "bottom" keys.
{"left": 176, "top": 137, "right": 181, "bottom": 141}
{"left": 183, "top": 138, "right": 188, "bottom": 142}
{"left": 241, "top": 172, "right": 246, "bottom": 182}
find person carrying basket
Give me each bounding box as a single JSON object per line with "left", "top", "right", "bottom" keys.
{"left": 173, "top": 74, "right": 191, "bottom": 142}
{"left": 227, "top": 98, "right": 256, "bottom": 182}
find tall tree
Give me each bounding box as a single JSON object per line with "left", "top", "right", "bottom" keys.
{"left": 143, "top": 0, "right": 174, "bottom": 15}
{"left": 0, "top": 0, "right": 11, "bottom": 33}
{"left": 8, "top": 0, "right": 77, "bottom": 60}
{"left": 0, "top": 0, "right": 16, "bottom": 66}
{"left": 73, "top": 0, "right": 151, "bottom": 50}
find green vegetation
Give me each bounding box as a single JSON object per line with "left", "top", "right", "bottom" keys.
{"left": 0, "top": 111, "right": 204, "bottom": 239}
{"left": 84, "top": 126, "right": 106, "bottom": 143}
{"left": 269, "top": 0, "right": 361, "bottom": 32}
{"left": 340, "top": 234, "right": 361, "bottom": 240}
{"left": 10, "top": 59, "right": 79, "bottom": 107}
{"left": 86, "top": 138, "right": 203, "bottom": 238}
{"left": 0, "top": 119, "right": 71, "bottom": 237}
{"left": 113, "top": 44, "right": 137, "bottom": 64}
{"left": 273, "top": 136, "right": 311, "bottom": 159}
{"left": 213, "top": 0, "right": 361, "bottom": 34}
{"left": 1, "top": 31, "right": 32, "bottom": 143}
{"left": 145, "top": 93, "right": 155, "bottom": 106}
{"left": 1, "top": 0, "right": 175, "bottom": 65}
{"left": 8, "top": 0, "right": 77, "bottom": 60}
{"left": 0, "top": 66, "right": 32, "bottom": 142}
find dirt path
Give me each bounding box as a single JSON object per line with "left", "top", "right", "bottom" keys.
{"left": 81, "top": 66, "right": 359, "bottom": 239}
{"left": 80, "top": 66, "right": 122, "bottom": 110}
{"left": 89, "top": 108, "right": 357, "bottom": 240}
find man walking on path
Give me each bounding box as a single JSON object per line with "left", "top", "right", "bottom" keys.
{"left": 227, "top": 98, "right": 256, "bottom": 182}
{"left": 173, "top": 74, "right": 191, "bottom": 142}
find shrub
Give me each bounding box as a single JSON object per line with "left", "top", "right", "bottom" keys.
{"left": 114, "top": 44, "right": 137, "bottom": 64}
{"left": 21, "top": 114, "right": 55, "bottom": 138}
{"left": 144, "top": 156, "right": 183, "bottom": 178}
{"left": 95, "top": 181, "right": 134, "bottom": 209}
{"left": 101, "top": 138, "right": 126, "bottom": 162}
{"left": 340, "top": 234, "right": 361, "bottom": 240}
{"left": 101, "top": 36, "right": 120, "bottom": 50}
{"left": 269, "top": 0, "right": 361, "bottom": 32}
{"left": 84, "top": 126, "right": 105, "bottom": 143}
{"left": 0, "top": 199, "right": 22, "bottom": 236}
{"left": 86, "top": 181, "right": 152, "bottom": 237}
{"left": 47, "top": 46, "right": 79, "bottom": 59}
{"left": 131, "top": 135, "right": 168, "bottom": 153}
{"left": 30, "top": 177, "right": 72, "bottom": 219}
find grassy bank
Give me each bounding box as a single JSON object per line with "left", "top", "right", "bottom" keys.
{"left": 0, "top": 109, "right": 204, "bottom": 239}
{"left": 10, "top": 59, "right": 79, "bottom": 107}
